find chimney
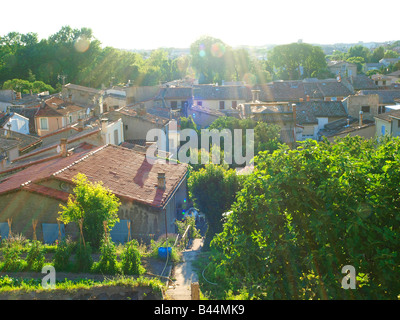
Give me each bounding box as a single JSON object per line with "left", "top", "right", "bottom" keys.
{"left": 292, "top": 104, "right": 297, "bottom": 126}
{"left": 306, "top": 95, "right": 310, "bottom": 102}
{"left": 251, "top": 90, "right": 260, "bottom": 103}
{"left": 0, "top": 158, "right": 6, "bottom": 170}
{"left": 77, "top": 118, "right": 84, "bottom": 132}
{"left": 157, "top": 172, "right": 166, "bottom": 189}
{"left": 60, "top": 138, "right": 67, "bottom": 157}
{"left": 359, "top": 110, "right": 363, "bottom": 126}
{"left": 101, "top": 118, "right": 108, "bottom": 133}
{"left": 6, "top": 123, "right": 11, "bottom": 138}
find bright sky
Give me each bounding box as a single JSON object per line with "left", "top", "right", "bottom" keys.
{"left": 1, "top": 0, "right": 399, "bottom": 50}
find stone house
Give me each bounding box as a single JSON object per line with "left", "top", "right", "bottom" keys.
{"left": 327, "top": 61, "right": 357, "bottom": 77}
{"left": 62, "top": 83, "right": 103, "bottom": 116}
{"left": 0, "top": 128, "right": 42, "bottom": 168}
{"left": 0, "top": 112, "right": 30, "bottom": 135}
{"left": 319, "top": 117, "right": 375, "bottom": 142}
{"left": 374, "top": 110, "right": 400, "bottom": 137}
{"left": 193, "top": 85, "right": 251, "bottom": 112}
{"left": 342, "top": 94, "right": 381, "bottom": 122}
{"left": 295, "top": 101, "right": 348, "bottom": 140}
{"left": 34, "top": 96, "right": 87, "bottom": 136}
{"left": 0, "top": 144, "right": 188, "bottom": 243}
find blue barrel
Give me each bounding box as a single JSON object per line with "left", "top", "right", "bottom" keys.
{"left": 158, "top": 247, "right": 172, "bottom": 259}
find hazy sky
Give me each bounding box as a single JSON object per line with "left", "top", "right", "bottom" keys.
{"left": 1, "top": 0, "right": 399, "bottom": 50}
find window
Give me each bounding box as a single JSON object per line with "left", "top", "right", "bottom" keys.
{"left": 40, "top": 118, "right": 48, "bottom": 130}
{"left": 378, "top": 106, "right": 386, "bottom": 114}
{"left": 69, "top": 115, "right": 73, "bottom": 123}
{"left": 232, "top": 101, "right": 237, "bottom": 109}
{"left": 361, "top": 106, "right": 370, "bottom": 113}
{"left": 170, "top": 101, "right": 178, "bottom": 109}
{"left": 197, "top": 101, "right": 202, "bottom": 107}
{"left": 219, "top": 101, "right": 225, "bottom": 110}
{"left": 125, "top": 125, "right": 128, "bottom": 130}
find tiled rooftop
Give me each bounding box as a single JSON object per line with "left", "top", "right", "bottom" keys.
{"left": 54, "top": 144, "right": 188, "bottom": 208}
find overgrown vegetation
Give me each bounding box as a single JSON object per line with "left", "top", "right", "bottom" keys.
{"left": 205, "top": 135, "right": 400, "bottom": 299}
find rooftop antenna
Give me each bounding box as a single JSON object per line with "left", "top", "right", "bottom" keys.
{"left": 58, "top": 74, "right": 67, "bottom": 85}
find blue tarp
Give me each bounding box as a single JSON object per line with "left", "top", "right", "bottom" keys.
{"left": 110, "top": 220, "right": 130, "bottom": 244}
{"left": 0, "top": 223, "right": 9, "bottom": 240}
{"left": 42, "top": 223, "right": 65, "bottom": 244}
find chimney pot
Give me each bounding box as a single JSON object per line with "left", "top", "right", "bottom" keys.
{"left": 77, "top": 118, "right": 84, "bottom": 131}
{"left": 101, "top": 118, "right": 108, "bottom": 133}
{"left": 157, "top": 172, "right": 166, "bottom": 189}
{"left": 60, "top": 138, "right": 67, "bottom": 157}
{"left": 6, "top": 123, "right": 11, "bottom": 138}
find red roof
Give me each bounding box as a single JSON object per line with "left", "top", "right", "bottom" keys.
{"left": 35, "top": 96, "right": 83, "bottom": 117}
{"left": 54, "top": 145, "right": 188, "bottom": 208}
{"left": 0, "top": 145, "right": 101, "bottom": 195}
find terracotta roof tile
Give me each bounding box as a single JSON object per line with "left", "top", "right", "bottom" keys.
{"left": 54, "top": 145, "right": 188, "bottom": 208}
{"left": 0, "top": 145, "right": 100, "bottom": 195}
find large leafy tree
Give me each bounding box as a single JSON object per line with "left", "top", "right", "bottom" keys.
{"left": 190, "top": 36, "right": 230, "bottom": 84}
{"left": 267, "top": 43, "right": 327, "bottom": 80}
{"left": 210, "top": 136, "right": 400, "bottom": 299}
{"left": 58, "top": 173, "right": 121, "bottom": 248}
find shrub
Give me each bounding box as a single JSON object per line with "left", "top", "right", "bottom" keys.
{"left": 53, "top": 239, "right": 74, "bottom": 271}
{"left": 0, "top": 242, "right": 24, "bottom": 271}
{"left": 73, "top": 242, "right": 93, "bottom": 273}
{"left": 121, "top": 240, "right": 143, "bottom": 275}
{"left": 25, "top": 241, "right": 45, "bottom": 272}
{"left": 94, "top": 236, "right": 119, "bottom": 274}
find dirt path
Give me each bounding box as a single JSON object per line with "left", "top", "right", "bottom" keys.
{"left": 166, "top": 238, "right": 203, "bottom": 300}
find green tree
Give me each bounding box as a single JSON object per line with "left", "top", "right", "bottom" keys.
{"left": 190, "top": 36, "right": 230, "bottom": 84}
{"left": 188, "top": 164, "right": 242, "bottom": 248}
{"left": 383, "top": 50, "right": 399, "bottom": 59}
{"left": 347, "top": 45, "right": 371, "bottom": 62}
{"left": 210, "top": 136, "right": 400, "bottom": 299}
{"left": 58, "top": 173, "right": 121, "bottom": 248}
{"left": 371, "top": 46, "right": 385, "bottom": 63}
{"left": 268, "top": 43, "right": 327, "bottom": 80}
{"left": 346, "top": 56, "right": 365, "bottom": 73}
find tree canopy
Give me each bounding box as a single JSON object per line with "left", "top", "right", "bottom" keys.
{"left": 207, "top": 136, "right": 400, "bottom": 299}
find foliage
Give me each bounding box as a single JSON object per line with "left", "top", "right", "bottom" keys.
{"left": 94, "top": 236, "right": 119, "bottom": 274}
{"left": 267, "top": 43, "right": 327, "bottom": 80}
{"left": 2, "top": 78, "right": 55, "bottom": 94}
{"left": 73, "top": 242, "right": 93, "bottom": 273}
{"left": 188, "top": 164, "right": 242, "bottom": 248}
{"left": 120, "top": 240, "right": 144, "bottom": 275}
{"left": 52, "top": 238, "right": 75, "bottom": 271}
{"left": 25, "top": 241, "right": 45, "bottom": 272}
{"left": 210, "top": 136, "right": 400, "bottom": 299}
{"left": 175, "top": 215, "right": 201, "bottom": 240}
{"left": 58, "top": 173, "right": 121, "bottom": 248}
{"left": 0, "top": 241, "right": 25, "bottom": 271}
{"left": 346, "top": 56, "right": 365, "bottom": 73}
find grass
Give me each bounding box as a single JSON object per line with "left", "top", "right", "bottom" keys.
{"left": 0, "top": 274, "right": 165, "bottom": 297}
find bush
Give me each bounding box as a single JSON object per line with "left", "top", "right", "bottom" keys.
{"left": 94, "top": 236, "right": 119, "bottom": 274}
{"left": 73, "top": 242, "right": 93, "bottom": 273}
{"left": 53, "top": 239, "right": 74, "bottom": 271}
{"left": 121, "top": 240, "right": 143, "bottom": 275}
{"left": 25, "top": 241, "right": 45, "bottom": 272}
{"left": 0, "top": 241, "right": 25, "bottom": 271}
